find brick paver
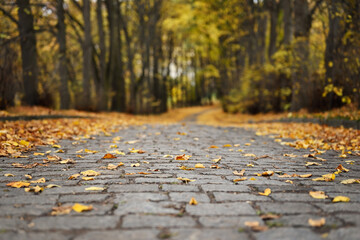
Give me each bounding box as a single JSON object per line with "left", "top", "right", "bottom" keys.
{"left": 0, "top": 120, "right": 359, "bottom": 239}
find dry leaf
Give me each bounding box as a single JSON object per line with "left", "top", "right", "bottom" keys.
{"left": 258, "top": 188, "right": 271, "bottom": 196}
{"left": 177, "top": 177, "right": 195, "bottom": 183}
{"left": 189, "top": 197, "right": 198, "bottom": 205}
{"left": 137, "top": 172, "right": 152, "bottom": 175}
{"left": 336, "top": 164, "right": 349, "bottom": 172}
{"left": 209, "top": 145, "right": 219, "bottom": 148}
{"left": 84, "top": 149, "right": 98, "bottom": 154}
{"left": 299, "top": 174, "right": 312, "bottom": 178}
{"left": 195, "top": 163, "right": 205, "bottom": 168}
{"left": 6, "top": 181, "right": 30, "bottom": 188}
{"left": 312, "top": 173, "right": 335, "bottom": 182}
{"left": 68, "top": 173, "right": 80, "bottom": 180}
{"left": 85, "top": 187, "right": 104, "bottom": 191}
{"left": 102, "top": 153, "right": 117, "bottom": 159}
{"left": 47, "top": 155, "right": 61, "bottom": 161}
{"left": 175, "top": 154, "right": 190, "bottom": 160}
{"left": 308, "top": 218, "right": 326, "bottom": 227}
{"left": 340, "top": 179, "right": 360, "bottom": 184}
{"left": 25, "top": 185, "right": 44, "bottom": 193}
{"left": 285, "top": 180, "right": 293, "bottom": 184}
{"left": 30, "top": 177, "right": 46, "bottom": 183}
{"left": 52, "top": 144, "right": 61, "bottom": 148}
{"left": 233, "top": 177, "right": 247, "bottom": 182}
{"left": 81, "top": 170, "right": 100, "bottom": 176}
{"left": 72, "top": 203, "right": 93, "bottom": 213}
{"left": 332, "top": 196, "right": 350, "bottom": 203}
{"left": 260, "top": 214, "right": 281, "bottom": 220}
{"left": 51, "top": 206, "right": 72, "bottom": 215}
{"left": 131, "top": 163, "right": 140, "bottom": 167}
{"left": 163, "top": 154, "right": 173, "bottom": 158}
{"left": 179, "top": 166, "right": 195, "bottom": 170}
{"left": 284, "top": 153, "right": 297, "bottom": 157}
{"left": 223, "top": 144, "right": 232, "bottom": 147}
{"left": 33, "top": 152, "right": 45, "bottom": 156}
{"left": 46, "top": 184, "right": 61, "bottom": 188}
{"left": 60, "top": 159, "right": 76, "bottom": 164}
{"left": 25, "top": 174, "right": 32, "bottom": 180}
{"left": 305, "top": 162, "right": 321, "bottom": 166}
{"left": 261, "top": 171, "right": 274, "bottom": 176}
{"left": 309, "top": 191, "right": 328, "bottom": 199}
{"left": 210, "top": 164, "right": 220, "bottom": 169}
{"left": 233, "top": 169, "right": 245, "bottom": 176}
{"left": 244, "top": 221, "right": 268, "bottom": 232}
{"left": 244, "top": 153, "right": 256, "bottom": 157}
{"left": 212, "top": 157, "right": 222, "bottom": 163}
{"left": 4, "top": 173, "right": 14, "bottom": 177}
{"left": 82, "top": 177, "right": 94, "bottom": 181}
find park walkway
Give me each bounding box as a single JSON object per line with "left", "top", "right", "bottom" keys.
{"left": 0, "top": 112, "right": 359, "bottom": 240}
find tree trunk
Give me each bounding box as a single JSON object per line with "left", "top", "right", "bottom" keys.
{"left": 282, "top": 0, "right": 292, "bottom": 45}
{"left": 17, "top": 0, "right": 39, "bottom": 106}
{"left": 56, "top": 0, "right": 70, "bottom": 109}
{"left": 266, "top": 0, "right": 278, "bottom": 60}
{"left": 81, "top": 0, "right": 92, "bottom": 110}
{"left": 96, "top": 0, "right": 107, "bottom": 111}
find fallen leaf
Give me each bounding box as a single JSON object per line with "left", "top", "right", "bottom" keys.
{"left": 308, "top": 218, "right": 326, "bottom": 227}
{"left": 309, "top": 191, "right": 328, "bottom": 199}
{"left": 244, "top": 221, "right": 268, "bottom": 232}
{"left": 4, "top": 173, "right": 14, "bottom": 177}
{"left": 285, "top": 180, "right": 293, "bottom": 184}
{"left": 312, "top": 173, "right": 335, "bottom": 182}
{"left": 284, "top": 153, "right": 297, "bottom": 157}
{"left": 244, "top": 153, "right": 256, "bottom": 157}
{"left": 137, "top": 172, "right": 152, "bottom": 175}
{"left": 340, "top": 179, "right": 360, "bottom": 184}
{"left": 46, "top": 184, "right": 61, "bottom": 188}
{"left": 210, "top": 164, "right": 220, "bottom": 169}
{"left": 261, "top": 171, "right": 274, "bottom": 176}
{"left": 33, "top": 152, "right": 45, "bottom": 156}
{"left": 247, "top": 163, "right": 254, "bottom": 167}
{"left": 6, "top": 181, "right": 30, "bottom": 188}
{"left": 76, "top": 155, "right": 84, "bottom": 158}
{"left": 143, "top": 161, "right": 149, "bottom": 164}
{"left": 336, "top": 164, "right": 349, "bottom": 172}
{"left": 212, "top": 157, "right": 222, "bottom": 163}
{"left": 233, "top": 169, "right": 245, "bottom": 176}
{"left": 20, "top": 140, "right": 30, "bottom": 147}
{"left": 47, "top": 155, "right": 61, "bottom": 161}
{"left": 299, "top": 174, "right": 312, "bottom": 178}
{"left": 84, "top": 149, "right": 98, "bottom": 154}
{"left": 25, "top": 174, "right": 32, "bottom": 180}
{"left": 163, "top": 154, "right": 173, "bottom": 158}
{"left": 81, "top": 170, "right": 100, "bottom": 176}
{"left": 60, "top": 159, "right": 76, "bottom": 164}
{"left": 332, "top": 196, "right": 350, "bottom": 203}
{"left": 131, "top": 163, "right": 140, "bottom": 167}
{"left": 113, "top": 150, "right": 125, "bottom": 155}
{"left": 177, "top": 177, "right": 195, "bottom": 183}
{"left": 25, "top": 185, "right": 44, "bottom": 193}
{"left": 258, "top": 188, "right": 271, "bottom": 196}
{"left": 85, "top": 187, "right": 104, "bottom": 191}
{"left": 107, "top": 163, "right": 122, "bottom": 170}
{"left": 173, "top": 137, "right": 180, "bottom": 141}
{"left": 102, "top": 153, "right": 117, "bottom": 159}
{"left": 277, "top": 173, "right": 292, "bottom": 178}
{"left": 72, "top": 203, "right": 93, "bottom": 213}
{"left": 179, "top": 166, "right": 195, "bottom": 171}
{"left": 52, "top": 144, "right": 61, "bottom": 148}
{"left": 305, "top": 162, "right": 322, "bottom": 166}
{"left": 245, "top": 143, "right": 251, "bottom": 146}
{"left": 51, "top": 205, "right": 72, "bottom": 215}
{"left": 55, "top": 149, "right": 64, "bottom": 153}
{"left": 195, "top": 163, "right": 205, "bottom": 168}
{"left": 260, "top": 214, "right": 281, "bottom": 220}
{"left": 125, "top": 172, "right": 136, "bottom": 175}
{"left": 68, "top": 174, "right": 80, "bottom": 180}
{"left": 223, "top": 144, "right": 232, "bottom": 147}
{"left": 82, "top": 177, "right": 94, "bottom": 181}
{"left": 233, "top": 177, "right": 247, "bottom": 182}
{"left": 189, "top": 197, "right": 198, "bottom": 205}
{"left": 209, "top": 145, "right": 219, "bottom": 148}
{"left": 30, "top": 177, "right": 46, "bottom": 183}
{"left": 175, "top": 154, "right": 190, "bottom": 160}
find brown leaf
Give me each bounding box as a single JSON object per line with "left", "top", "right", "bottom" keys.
{"left": 6, "top": 181, "right": 30, "bottom": 188}
{"left": 308, "top": 218, "right": 326, "bottom": 227}
{"left": 102, "top": 153, "right": 117, "bottom": 159}
{"left": 51, "top": 205, "right": 72, "bottom": 216}
{"left": 261, "top": 171, "right": 274, "bottom": 176}
{"left": 233, "top": 169, "right": 245, "bottom": 176}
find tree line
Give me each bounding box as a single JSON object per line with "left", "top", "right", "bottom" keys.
{"left": 0, "top": 0, "right": 359, "bottom": 114}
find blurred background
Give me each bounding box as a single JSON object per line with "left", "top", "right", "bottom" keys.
{"left": 0, "top": 0, "right": 359, "bottom": 114}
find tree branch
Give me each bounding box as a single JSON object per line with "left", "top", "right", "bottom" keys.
{"left": 310, "top": 0, "right": 323, "bottom": 17}
{"left": 0, "top": 6, "right": 18, "bottom": 26}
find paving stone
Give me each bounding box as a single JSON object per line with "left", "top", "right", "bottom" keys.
{"left": 213, "top": 192, "right": 268, "bottom": 202}
{"left": 169, "top": 192, "right": 210, "bottom": 202}
{"left": 335, "top": 213, "right": 360, "bottom": 226}
{"left": 59, "top": 194, "right": 109, "bottom": 203}
{"left": 162, "top": 184, "right": 199, "bottom": 192}
{"left": 201, "top": 184, "right": 250, "bottom": 192}
{"left": 315, "top": 203, "right": 360, "bottom": 213}
{"left": 0, "top": 205, "right": 51, "bottom": 216}
{"left": 255, "top": 227, "right": 321, "bottom": 240}
{"left": 266, "top": 214, "right": 342, "bottom": 228}
{"left": 122, "top": 215, "right": 196, "bottom": 228}
{"left": 74, "top": 230, "right": 159, "bottom": 240}
{"left": 115, "top": 192, "right": 168, "bottom": 202}
{"left": 328, "top": 227, "right": 360, "bottom": 240}
{"left": 32, "top": 216, "right": 119, "bottom": 230}
{"left": 108, "top": 184, "right": 159, "bottom": 192}
{"left": 0, "top": 232, "right": 72, "bottom": 240}
{"left": 0, "top": 218, "right": 28, "bottom": 230}
{"left": 258, "top": 202, "right": 319, "bottom": 214}
{"left": 199, "top": 216, "right": 264, "bottom": 227}
{"left": 186, "top": 202, "right": 256, "bottom": 216}
{"left": 0, "top": 195, "right": 57, "bottom": 205}
{"left": 168, "top": 228, "right": 250, "bottom": 240}
{"left": 114, "top": 201, "right": 178, "bottom": 215}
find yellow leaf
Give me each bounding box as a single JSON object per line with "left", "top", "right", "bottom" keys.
{"left": 4, "top": 173, "right": 14, "bottom": 177}
{"left": 223, "top": 144, "right": 232, "bottom": 147}
{"left": 189, "top": 197, "right": 198, "bottom": 205}
{"left": 60, "top": 159, "right": 76, "bottom": 164}
{"left": 6, "top": 181, "right": 30, "bottom": 188}
{"left": 249, "top": 177, "right": 256, "bottom": 180}
{"left": 131, "top": 163, "right": 140, "bottom": 167}
{"left": 85, "top": 187, "right": 104, "bottom": 191}
{"left": 244, "top": 153, "right": 256, "bottom": 157}
{"left": 25, "top": 185, "right": 43, "bottom": 193}
{"left": 309, "top": 191, "right": 328, "bottom": 199}
{"left": 258, "top": 188, "right": 271, "bottom": 196}
{"left": 46, "top": 184, "right": 61, "bottom": 188}
{"left": 68, "top": 173, "right": 80, "bottom": 180}
{"left": 340, "top": 179, "right": 360, "bottom": 184}
{"left": 195, "top": 163, "right": 205, "bottom": 168}
{"left": 308, "top": 218, "right": 326, "bottom": 227}
{"left": 175, "top": 154, "right": 190, "bottom": 160}
{"left": 284, "top": 153, "right": 297, "bottom": 157}
{"left": 233, "top": 169, "right": 245, "bottom": 176}
{"left": 299, "top": 174, "right": 312, "bottom": 178}
{"left": 81, "top": 170, "right": 100, "bottom": 176}
{"left": 102, "top": 153, "right": 117, "bottom": 159}
{"left": 72, "top": 203, "right": 93, "bottom": 213}
{"left": 177, "top": 177, "right": 195, "bottom": 183}
{"left": 76, "top": 149, "right": 84, "bottom": 153}
{"left": 137, "top": 172, "right": 152, "bottom": 175}
{"left": 234, "top": 144, "right": 240, "bottom": 147}
{"left": 285, "top": 180, "right": 293, "bottom": 184}
{"left": 30, "top": 177, "right": 46, "bottom": 183}
{"left": 244, "top": 221, "right": 269, "bottom": 231}
{"left": 245, "top": 143, "right": 251, "bottom": 146}
{"left": 82, "top": 177, "right": 94, "bottom": 181}
{"left": 33, "top": 152, "right": 45, "bottom": 156}
{"left": 233, "top": 177, "right": 247, "bottom": 182}
{"left": 212, "top": 157, "right": 222, "bottom": 163}
{"left": 84, "top": 149, "right": 98, "bottom": 154}
{"left": 173, "top": 137, "right": 180, "bottom": 141}
{"left": 247, "top": 163, "right": 254, "bottom": 167}
{"left": 113, "top": 150, "right": 125, "bottom": 155}
{"left": 312, "top": 173, "right": 335, "bottom": 182}
{"left": 332, "top": 196, "right": 350, "bottom": 203}
{"left": 179, "top": 166, "right": 194, "bottom": 170}
{"left": 19, "top": 140, "right": 30, "bottom": 147}
{"left": 25, "top": 174, "right": 32, "bottom": 180}
{"left": 55, "top": 149, "right": 64, "bottom": 153}
{"left": 52, "top": 144, "right": 61, "bottom": 148}
{"left": 261, "top": 171, "right": 274, "bottom": 176}
{"left": 305, "top": 162, "right": 322, "bottom": 166}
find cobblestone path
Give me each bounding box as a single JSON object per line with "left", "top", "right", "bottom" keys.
{"left": 1, "top": 119, "right": 359, "bottom": 240}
